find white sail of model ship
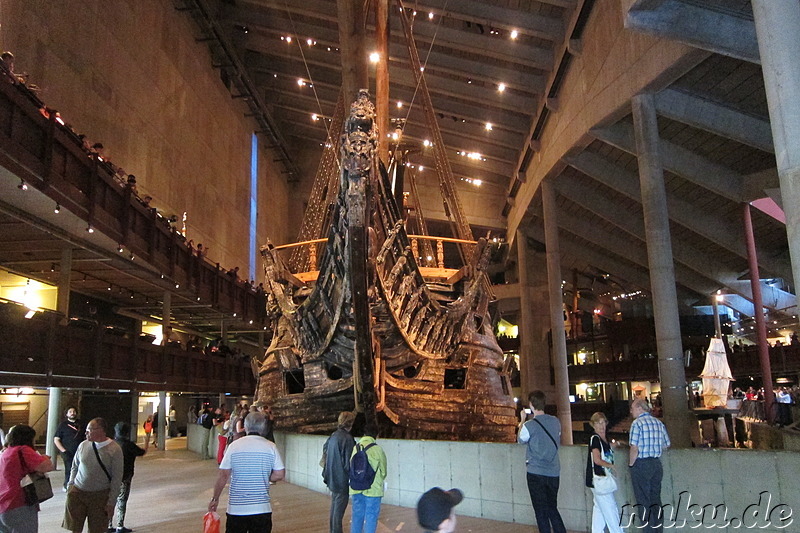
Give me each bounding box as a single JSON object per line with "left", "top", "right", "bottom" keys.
{"left": 700, "top": 337, "right": 733, "bottom": 407}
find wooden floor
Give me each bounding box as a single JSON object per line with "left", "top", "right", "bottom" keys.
{"left": 38, "top": 437, "right": 552, "bottom": 532}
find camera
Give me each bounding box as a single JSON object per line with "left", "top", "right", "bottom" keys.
{"left": 524, "top": 408, "right": 532, "bottom": 414}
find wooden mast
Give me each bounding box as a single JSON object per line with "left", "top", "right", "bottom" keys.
{"left": 376, "top": 0, "right": 390, "bottom": 164}
{"left": 337, "top": 0, "right": 368, "bottom": 103}
{"left": 338, "top": 2, "right": 378, "bottom": 429}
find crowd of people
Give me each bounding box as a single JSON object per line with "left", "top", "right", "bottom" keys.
{"left": 2, "top": 49, "right": 265, "bottom": 299}
{"left": 0, "top": 407, "right": 150, "bottom": 533}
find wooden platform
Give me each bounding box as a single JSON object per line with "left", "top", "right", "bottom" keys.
{"left": 37, "top": 437, "right": 565, "bottom": 532}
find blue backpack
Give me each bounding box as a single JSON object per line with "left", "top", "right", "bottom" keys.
{"left": 349, "top": 443, "right": 377, "bottom": 490}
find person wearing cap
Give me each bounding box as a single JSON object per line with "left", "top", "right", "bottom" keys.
{"left": 517, "top": 390, "right": 566, "bottom": 533}
{"left": 348, "top": 423, "right": 387, "bottom": 533}
{"left": 322, "top": 412, "right": 356, "bottom": 533}
{"left": 417, "top": 488, "right": 463, "bottom": 533}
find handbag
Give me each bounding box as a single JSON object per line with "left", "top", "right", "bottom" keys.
{"left": 590, "top": 435, "right": 618, "bottom": 495}
{"left": 18, "top": 448, "right": 54, "bottom": 505}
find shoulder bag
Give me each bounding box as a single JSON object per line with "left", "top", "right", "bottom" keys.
{"left": 18, "top": 448, "right": 53, "bottom": 505}
{"left": 92, "top": 442, "right": 112, "bottom": 481}
{"left": 590, "top": 435, "right": 617, "bottom": 495}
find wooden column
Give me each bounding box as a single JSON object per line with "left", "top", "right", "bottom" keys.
{"left": 376, "top": 0, "right": 390, "bottom": 163}
{"left": 337, "top": 0, "right": 368, "bottom": 104}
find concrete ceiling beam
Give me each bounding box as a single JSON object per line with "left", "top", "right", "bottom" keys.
{"left": 625, "top": 0, "right": 760, "bottom": 64}
{"left": 654, "top": 88, "right": 773, "bottom": 153}
{"left": 591, "top": 122, "right": 744, "bottom": 203}
{"left": 564, "top": 150, "right": 790, "bottom": 280}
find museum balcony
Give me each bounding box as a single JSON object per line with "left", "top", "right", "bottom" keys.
{"left": 0, "top": 74, "right": 263, "bottom": 392}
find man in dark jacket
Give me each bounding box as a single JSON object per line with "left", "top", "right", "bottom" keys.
{"left": 322, "top": 411, "right": 356, "bottom": 533}
{"left": 110, "top": 421, "right": 147, "bottom": 533}
{"left": 54, "top": 406, "right": 85, "bottom": 490}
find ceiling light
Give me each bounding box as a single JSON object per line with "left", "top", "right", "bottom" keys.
{"left": 473, "top": 179, "right": 482, "bottom": 186}
{"left": 428, "top": 12, "right": 434, "bottom": 19}
{"left": 233, "top": 313, "right": 237, "bottom": 317}
{"left": 18, "top": 179, "right": 27, "bottom": 191}
{"left": 24, "top": 309, "right": 36, "bottom": 319}
{"left": 423, "top": 139, "right": 431, "bottom": 147}
{"left": 86, "top": 225, "right": 94, "bottom": 233}
{"left": 418, "top": 165, "right": 424, "bottom": 171}
{"left": 118, "top": 244, "right": 124, "bottom": 253}
{"left": 467, "top": 78, "right": 472, "bottom": 84}
{"left": 249, "top": 320, "right": 253, "bottom": 325}
{"left": 107, "top": 284, "right": 112, "bottom": 291}
{"left": 397, "top": 101, "right": 403, "bottom": 108}
{"left": 369, "top": 52, "right": 380, "bottom": 63}
{"left": 54, "top": 203, "right": 61, "bottom": 213}
{"left": 282, "top": 35, "right": 292, "bottom": 43}
{"left": 311, "top": 113, "right": 318, "bottom": 121}
{"left": 306, "top": 38, "right": 315, "bottom": 46}
{"left": 297, "top": 78, "right": 305, "bottom": 86}
{"left": 485, "top": 123, "right": 493, "bottom": 131}
{"left": 510, "top": 30, "right": 519, "bottom": 39}
{"left": 175, "top": 283, "right": 180, "bottom": 289}
{"left": 498, "top": 83, "right": 506, "bottom": 92}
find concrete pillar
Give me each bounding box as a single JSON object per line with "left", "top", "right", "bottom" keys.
{"left": 218, "top": 393, "right": 226, "bottom": 409}
{"left": 162, "top": 291, "right": 171, "bottom": 341}
{"left": 56, "top": 248, "right": 72, "bottom": 322}
{"left": 46, "top": 387, "right": 61, "bottom": 459}
{"left": 752, "top": 2, "right": 800, "bottom": 312}
{"left": 516, "top": 230, "right": 554, "bottom": 400}
{"left": 130, "top": 391, "right": 139, "bottom": 443}
{"left": 158, "top": 391, "right": 167, "bottom": 450}
{"left": 541, "top": 180, "right": 573, "bottom": 444}
{"left": 631, "top": 93, "right": 692, "bottom": 448}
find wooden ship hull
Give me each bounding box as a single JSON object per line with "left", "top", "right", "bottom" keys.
{"left": 256, "top": 91, "right": 517, "bottom": 442}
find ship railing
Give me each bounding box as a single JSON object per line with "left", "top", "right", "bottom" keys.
{"left": 272, "top": 235, "right": 477, "bottom": 282}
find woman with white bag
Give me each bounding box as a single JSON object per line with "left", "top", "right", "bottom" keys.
{"left": 0, "top": 424, "right": 54, "bottom": 532}
{"left": 586, "top": 412, "right": 623, "bottom": 533}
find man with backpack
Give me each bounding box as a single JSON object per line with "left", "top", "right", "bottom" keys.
{"left": 322, "top": 411, "right": 356, "bottom": 533}
{"left": 517, "top": 390, "right": 566, "bottom": 533}
{"left": 348, "top": 423, "right": 386, "bottom": 533}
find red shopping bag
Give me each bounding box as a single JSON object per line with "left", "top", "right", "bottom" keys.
{"left": 203, "top": 511, "right": 220, "bottom": 533}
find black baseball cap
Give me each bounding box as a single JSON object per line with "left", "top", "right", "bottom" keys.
{"left": 417, "top": 487, "right": 464, "bottom": 531}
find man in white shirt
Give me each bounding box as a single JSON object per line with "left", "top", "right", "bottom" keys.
{"left": 208, "top": 412, "right": 285, "bottom": 532}
{"left": 62, "top": 418, "right": 123, "bottom": 533}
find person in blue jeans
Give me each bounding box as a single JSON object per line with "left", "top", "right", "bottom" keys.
{"left": 349, "top": 424, "right": 387, "bottom": 533}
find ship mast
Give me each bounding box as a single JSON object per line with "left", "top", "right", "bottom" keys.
{"left": 338, "top": 0, "right": 379, "bottom": 430}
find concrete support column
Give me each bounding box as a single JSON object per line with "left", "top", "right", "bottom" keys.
{"left": 631, "top": 93, "right": 692, "bottom": 448}
{"left": 46, "top": 387, "right": 62, "bottom": 459}
{"left": 158, "top": 391, "right": 167, "bottom": 450}
{"left": 541, "top": 180, "right": 573, "bottom": 444}
{"left": 218, "top": 393, "right": 226, "bottom": 408}
{"left": 130, "top": 391, "right": 139, "bottom": 443}
{"left": 752, "top": 2, "right": 800, "bottom": 309}
{"left": 56, "top": 248, "right": 72, "bottom": 320}
{"left": 712, "top": 296, "right": 722, "bottom": 339}
{"left": 162, "top": 291, "right": 171, "bottom": 340}
{"left": 516, "top": 230, "right": 553, "bottom": 399}
{"left": 743, "top": 204, "right": 775, "bottom": 423}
